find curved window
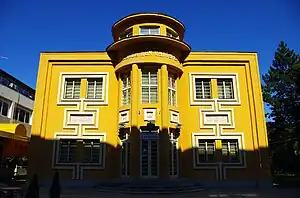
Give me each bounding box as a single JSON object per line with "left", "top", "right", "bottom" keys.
{"left": 166, "top": 28, "right": 178, "bottom": 39}
{"left": 140, "top": 26, "right": 160, "bottom": 35}
{"left": 121, "top": 75, "right": 131, "bottom": 105}
{"left": 119, "top": 28, "right": 133, "bottom": 40}
{"left": 168, "top": 74, "right": 177, "bottom": 106}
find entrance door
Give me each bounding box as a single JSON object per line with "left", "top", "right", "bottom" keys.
{"left": 140, "top": 139, "right": 158, "bottom": 178}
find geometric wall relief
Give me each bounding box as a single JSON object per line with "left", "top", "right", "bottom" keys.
{"left": 190, "top": 73, "right": 246, "bottom": 180}
{"left": 52, "top": 72, "right": 108, "bottom": 180}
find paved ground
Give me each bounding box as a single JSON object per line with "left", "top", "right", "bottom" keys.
{"left": 38, "top": 188, "right": 300, "bottom": 198}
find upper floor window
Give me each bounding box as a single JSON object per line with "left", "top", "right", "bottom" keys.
{"left": 222, "top": 139, "right": 239, "bottom": 162}
{"left": 141, "top": 71, "right": 158, "bottom": 104}
{"left": 13, "top": 106, "right": 31, "bottom": 124}
{"left": 121, "top": 75, "right": 131, "bottom": 105}
{"left": 217, "top": 79, "right": 234, "bottom": 99}
{"left": 195, "top": 78, "right": 211, "bottom": 99}
{"left": 0, "top": 99, "right": 9, "bottom": 117}
{"left": 166, "top": 29, "right": 178, "bottom": 39}
{"left": 140, "top": 26, "right": 160, "bottom": 35}
{"left": 64, "top": 78, "right": 81, "bottom": 99}
{"left": 58, "top": 139, "right": 77, "bottom": 163}
{"left": 87, "top": 78, "right": 103, "bottom": 99}
{"left": 83, "top": 139, "right": 103, "bottom": 163}
{"left": 197, "top": 139, "right": 215, "bottom": 163}
{"left": 168, "top": 74, "right": 176, "bottom": 106}
{"left": 119, "top": 28, "right": 133, "bottom": 39}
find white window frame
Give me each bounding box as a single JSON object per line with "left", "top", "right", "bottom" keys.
{"left": 139, "top": 26, "right": 160, "bottom": 35}
{"left": 83, "top": 139, "right": 103, "bottom": 163}
{"left": 194, "top": 77, "right": 211, "bottom": 100}
{"left": 217, "top": 78, "right": 234, "bottom": 99}
{"left": 121, "top": 75, "right": 131, "bottom": 105}
{"left": 63, "top": 78, "right": 81, "bottom": 99}
{"left": 86, "top": 78, "right": 104, "bottom": 100}
{"left": 197, "top": 139, "right": 216, "bottom": 163}
{"left": 168, "top": 74, "right": 177, "bottom": 106}
{"left": 58, "top": 139, "right": 77, "bottom": 163}
{"left": 0, "top": 98, "right": 9, "bottom": 117}
{"left": 13, "top": 105, "right": 31, "bottom": 124}
{"left": 141, "top": 71, "right": 158, "bottom": 104}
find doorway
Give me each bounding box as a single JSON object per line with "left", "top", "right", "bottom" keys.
{"left": 140, "top": 133, "right": 158, "bottom": 178}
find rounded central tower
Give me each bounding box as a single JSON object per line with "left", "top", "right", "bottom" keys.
{"left": 106, "top": 12, "right": 191, "bottom": 72}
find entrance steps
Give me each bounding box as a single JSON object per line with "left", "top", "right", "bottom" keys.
{"left": 94, "top": 179, "right": 204, "bottom": 194}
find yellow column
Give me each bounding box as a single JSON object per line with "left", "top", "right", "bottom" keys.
{"left": 130, "top": 64, "right": 140, "bottom": 178}
{"left": 161, "top": 65, "right": 169, "bottom": 129}
{"left": 160, "top": 64, "right": 169, "bottom": 178}
{"left": 211, "top": 79, "right": 218, "bottom": 99}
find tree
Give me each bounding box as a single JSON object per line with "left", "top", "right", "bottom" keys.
{"left": 262, "top": 41, "right": 300, "bottom": 174}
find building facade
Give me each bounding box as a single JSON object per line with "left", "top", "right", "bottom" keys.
{"left": 0, "top": 69, "right": 34, "bottom": 161}
{"left": 30, "top": 13, "right": 271, "bottom": 186}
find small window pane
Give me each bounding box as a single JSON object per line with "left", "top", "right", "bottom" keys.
{"left": 195, "top": 78, "right": 211, "bottom": 99}
{"left": 87, "top": 78, "right": 103, "bottom": 99}
{"left": 217, "top": 79, "right": 234, "bottom": 99}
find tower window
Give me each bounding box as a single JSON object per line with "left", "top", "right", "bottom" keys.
{"left": 141, "top": 71, "right": 158, "bottom": 104}
{"left": 121, "top": 75, "right": 131, "bottom": 105}
{"left": 119, "top": 28, "right": 133, "bottom": 39}
{"left": 166, "top": 29, "right": 178, "bottom": 39}
{"left": 168, "top": 74, "right": 177, "bottom": 106}
{"left": 140, "top": 26, "right": 160, "bottom": 35}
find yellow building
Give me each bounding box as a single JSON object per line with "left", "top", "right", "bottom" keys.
{"left": 29, "top": 13, "right": 271, "bottom": 187}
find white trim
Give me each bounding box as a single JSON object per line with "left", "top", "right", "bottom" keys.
{"left": 57, "top": 72, "right": 109, "bottom": 105}
{"left": 139, "top": 26, "right": 161, "bottom": 35}
{"left": 189, "top": 73, "right": 241, "bottom": 106}
{"left": 170, "top": 110, "right": 180, "bottom": 123}
{"left": 143, "top": 108, "right": 156, "bottom": 121}
{"left": 119, "top": 110, "right": 130, "bottom": 123}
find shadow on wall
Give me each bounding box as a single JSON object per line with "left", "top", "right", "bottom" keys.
{"left": 27, "top": 126, "right": 272, "bottom": 187}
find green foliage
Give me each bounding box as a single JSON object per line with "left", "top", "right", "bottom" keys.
{"left": 263, "top": 41, "right": 300, "bottom": 174}
{"left": 25, "top": 174, "right": 39, "bottom": 198}
{"left": 49, "top": 172, "right": 61, "bottom": 198}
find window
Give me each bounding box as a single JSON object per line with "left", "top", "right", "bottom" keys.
{"left": 87, "top": 78, "right": 103, "bottom": 99}
{"left": 119, "top": 28, "right": 133, "bottom": 39}
{"left": 121, "top": 75, "right": 131, "bottom": 105}
{"left": 197, "top": 139, "right": 215, "bottom": 162}
{"left": 217, "top": 79, "right": 234, "bottom": 99}
{"left": 0, "top": 99, "right": 9, "bottom": 116}
{"left": 83, "top": 139, "right": 102, "bottom": 163}
{"left": 166, "top": 29, "right": 178, "bottom": 39}
{"left": 58, "top": 139, "right": 77, "bottom": 163}
{"left": 13, "top": 106, "right": 31, "bottom": 123}
{"left": 140, "top": 26, "right": 160, "bottom": 35}
{"left": 222, "top": 139, "right": 239, "bottom": 162}
{"left": 64, "top": 78, "right": 81, "bottom": 99}
{"left": 141, "top": 71, "right": 158, "bottom": 104}
{"left": 195, "top": 78, "right": 211, "bottom": 99}
{"left": 168, "top": 74, "right": 176, "bottom": 106}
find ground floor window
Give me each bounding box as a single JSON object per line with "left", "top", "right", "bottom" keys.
{"left": 197, "top": 139, "right": 215, "bottom": 163}
{"left": 221, "top": 139, "right": 239, "bottom": 162}
{"left": 83, "top": 139, "right": 103, "bottom": 163}
{"left": 58, "top": 139, "right": 77, "bottom": 163}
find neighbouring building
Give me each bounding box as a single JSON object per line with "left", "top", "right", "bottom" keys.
{"left": 0, "top": 69, "right": 34, "bottom": 162}
{"left": 29, "top": 13, "right": 271, "bottom": 186}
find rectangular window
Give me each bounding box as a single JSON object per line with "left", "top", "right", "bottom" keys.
{"left": 13, "top": 106, "right": 31, "bottom": 124}
{"left": 83, "top": 139, "right": 102, "bottom": 163}
{"left": 222, "top": 139, "right": 239, "bottom": 162}
{"left": 121, "top": 75, "right": 131, "bottom": 105}
{"left": 141, "top": 71, "right": 158, "bottom": 104}
{"left": 0, "top": 99, "right": 9, "bottom": 116}
{"left": 87, "top": 78, "right": 103, "bottom": 99}
{"left": 195, "top": 78, "right": 211, "bottom": 99}
{"left": 58, "top": 139, "right": 77, "bottom": 163}
{"left": 197, "top": 139, "right": 215, "bottom": 162}
{"left": 217, "top": 79, "right": 234, "bottom": 99}
{"left": 64, "top": 78, "right": 81, "bottom": 99}
{"left": 168, "top": 74, "right": 176, "bottom": 106}
{"left": 140, "top": 26, "right": 160, "bottom": 35}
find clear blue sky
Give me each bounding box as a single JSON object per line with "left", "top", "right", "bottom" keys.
{"left": 0, "top": 0, "right": 299, "bottom": 89}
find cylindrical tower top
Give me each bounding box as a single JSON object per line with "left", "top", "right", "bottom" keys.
{"left": 111, "top": 12, "right": 185, "bottom": 41}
